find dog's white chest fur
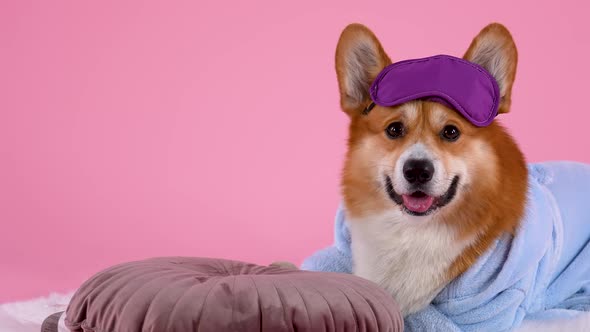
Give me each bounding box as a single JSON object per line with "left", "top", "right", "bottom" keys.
{"left": 349, "top": 212, "right": 472, "bottom": 316}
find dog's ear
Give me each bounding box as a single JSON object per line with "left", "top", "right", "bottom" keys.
{"left": 336, "top": 24, "right": 391, "bottom": 115}
{"left": 464, "top": 23, "right": 518, "bottom": 114}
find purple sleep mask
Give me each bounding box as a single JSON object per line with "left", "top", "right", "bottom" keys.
{"left": 367, "top": 54, "right": 500, "bottom": 127}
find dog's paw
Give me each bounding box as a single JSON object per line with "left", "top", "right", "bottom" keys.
{"left": 269, "top": 261, "right": 299, "bottom": 270}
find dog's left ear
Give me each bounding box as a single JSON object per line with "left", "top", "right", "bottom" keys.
{"left": 464, "top": 23, "right": 518, "bottom": 114}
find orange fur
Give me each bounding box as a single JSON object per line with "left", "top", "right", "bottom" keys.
{"left": 337, "top": 23, "right": 528, "bottom": 285}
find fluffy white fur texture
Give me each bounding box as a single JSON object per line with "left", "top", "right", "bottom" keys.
{"left": 0, "top": 292, "right": 72, "bottom": 332}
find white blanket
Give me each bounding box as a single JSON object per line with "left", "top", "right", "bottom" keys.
{"left": 0, "top": 292, "right": 72, "bottom": 332}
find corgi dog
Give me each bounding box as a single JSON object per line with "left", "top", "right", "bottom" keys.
{"left": 335, "top": 23, "right": 528, "bottom": 316}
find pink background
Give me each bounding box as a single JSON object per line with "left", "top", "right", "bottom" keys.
{"left": 1, "top": 0, "right": 589, "bottom": 303}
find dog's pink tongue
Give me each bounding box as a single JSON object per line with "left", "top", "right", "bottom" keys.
{"left": 402, "top": 195, "right": 435, "bottom": 213}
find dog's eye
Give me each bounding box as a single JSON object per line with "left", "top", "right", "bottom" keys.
{"left": 441, "top": 125, "right": 461, "bottom": 141}
{"left": 385, "top": 122, "right": 405, "bottom": 139}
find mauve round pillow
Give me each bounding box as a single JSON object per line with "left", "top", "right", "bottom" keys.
{"left": 65, "top": 257, "right": 403, "bottom": 332}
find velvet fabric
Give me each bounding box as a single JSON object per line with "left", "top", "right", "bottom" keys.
{"left": 65, "top": 257, "right": 403, "bottom": 332}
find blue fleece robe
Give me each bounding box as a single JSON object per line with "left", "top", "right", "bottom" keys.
{"left": 301, "top": 161, "right": 590, "bottom": 331}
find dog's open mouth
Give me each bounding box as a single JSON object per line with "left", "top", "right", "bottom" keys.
{"left": 385, "top": 176, "right": 460, "bottom": 216}
{"left": 401, "top": 191, "right": 435, "bottom": 214}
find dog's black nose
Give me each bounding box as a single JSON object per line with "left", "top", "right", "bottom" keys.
{"left": 403, "top": 159, "right": 434, "bottom": 184}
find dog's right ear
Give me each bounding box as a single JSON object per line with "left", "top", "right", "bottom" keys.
{"left": 335, "top": 24, "right": 391, "bottom": 115}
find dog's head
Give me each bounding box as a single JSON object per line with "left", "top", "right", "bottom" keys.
{"left": 337, "top": 23, "right": 527, "bottom": 237}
